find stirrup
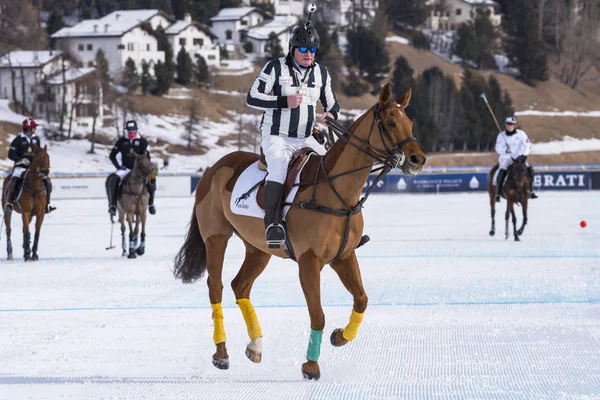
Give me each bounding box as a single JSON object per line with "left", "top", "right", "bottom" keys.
{"left": 108, "top": 205, "right": 116, "bottom": 216}
{"left": 531, "top": 192, "right": 538, "bottom": 199}
{"left": 266, "top": 223, "right": 286, "bottom": 249}
{"left": 46, "top": 203, "right": 56, "bottom": 213}
{"left": 148, "top": 205, "right": 156, "bottom": 215}
{"left": 4, "top": 203, "right": 13, "bottom": 213}
{"left": 494, "top": 195, "right": 501, "bottom": 203}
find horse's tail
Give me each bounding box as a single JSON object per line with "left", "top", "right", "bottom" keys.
{"left": 173, "top": 208, "right": 207, "bottom": 284}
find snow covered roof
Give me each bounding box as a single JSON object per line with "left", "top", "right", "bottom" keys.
{"left": 461, "top": 0, "right": 498, "bottom": 6}
{"left": 247, "top": 15, "right": 297, "bottom": 40}
{"left": 165, "top": 21, "right": 218, "bottom": 40}
{"left": 0, "top": 51, "right": 62, "bottom": 68}
{"left": 210, "top": 7, "right": 259, "bottom": 22}
{"left": 46, "top": 67, "right": 96, "bottom": 84}
{"left": 51, "top": 9, "right": 163, "bottom": 38}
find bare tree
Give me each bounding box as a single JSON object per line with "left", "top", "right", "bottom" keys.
{"left": 183, "top": 89, "right": 200, "bottom": 150}
{"left": 558, "top": 0, "right": 600, "bottom": 88}
{"left": 89, "top": 80, "right": 102, "bottom": 154}
{"left": 59, "top": 57, "right": 67, "bottom": 136}
{"left": 67, "top": 86, "right": 80, "bottom": 139}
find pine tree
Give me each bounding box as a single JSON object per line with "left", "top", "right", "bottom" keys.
{"left": 140, "top": 60, "right": 155, "bottom": 95}
{"left": 194, "top": 54, "right": 210, "bottom": 87}
{"left": 313, "top": 19, "right": 332, "bottom": 61}
{"left": 346, "top": 26, "right": 390, "bottom": 83}
{"left": 95, "top": 49, "right": 110, "bottom": 90}
{"left": 453, "top": 23, "right": 478, "bottom": 65}
{"left": 391, "top": 56, "right": 415, "bottom": 98}
{"left": 388, "top": 0, "right": 428, "bottom": 27}
{"left": 265, "top": 32, "right": 284, "bottom": 62}
{"left": 176, "top": 47, "right": 193, "bottom": 85}
{"left": 46, "top": 9, "right": 65, "bottom": 36}
{"left": 152, "top": 60, "right": 171, "bottom": 96}
{"left": 122, "top": 57, "right": 139, "bottom": 93}
{"left": 154, "top": 26, "right": 174, "bottom": 88}
{"left": 504, "top": 0, "right": 548, "bottom": 85}
{"left": 193, "top": 0, "right": 220, "bottom": 25}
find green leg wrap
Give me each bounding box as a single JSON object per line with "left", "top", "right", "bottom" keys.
{"left": 307, "top": 328, "right": 323, "bottom": 362}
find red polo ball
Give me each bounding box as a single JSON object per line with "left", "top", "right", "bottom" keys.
{"left": 580, "top": 221, "right": 587, "bottom": 228}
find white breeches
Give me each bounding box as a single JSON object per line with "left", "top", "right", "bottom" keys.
{"left": 262, "top": 135, "right": 318, "bottom": 184}
{"left": 116, "top": 168, "right": 131, "bottom": 181}
{"left": 11, "top": 166, "right": 27, "bottom": 179}
{"left": 499, "top": 155, "right": 529, "bottom": 170}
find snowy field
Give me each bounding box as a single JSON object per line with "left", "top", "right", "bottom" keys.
{"left": 1, "top": 192, "right": 599, "bottom": 399}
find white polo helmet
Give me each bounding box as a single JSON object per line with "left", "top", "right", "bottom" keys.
{"left": 505, "top": 116, "right": 517, "bottom": 124}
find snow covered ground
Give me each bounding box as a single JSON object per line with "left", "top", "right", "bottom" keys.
{"left": 2, "top": 97, "right": 600, "bottom": 175}
{"left": 1, "top": 192, "right": 599, "bottom": 399}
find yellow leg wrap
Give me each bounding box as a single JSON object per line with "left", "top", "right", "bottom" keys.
{"left": 211, "top": 303, "right": 226, "bottom": 344}
{"left": 342, "top": 309, "right": 364, "bottom": 342}
{"left": 236, "top": 298, "right": 262, "bottom": 340}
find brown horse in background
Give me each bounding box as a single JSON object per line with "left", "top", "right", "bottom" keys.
{"left": 488, "top": 155, "right": 530, "bottom": 241}
{"left": 116, "top": 152, "right": 154, "bottom": 258}
{"left": 173, "top": 83, "right": 426, "bottom": 380}
{"left": 2, "top": 145, "right": 50, "bottom": 261}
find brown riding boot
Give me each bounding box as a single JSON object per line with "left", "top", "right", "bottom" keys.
{"left": 4, "top": 177, "right": 22, "bottom": 213}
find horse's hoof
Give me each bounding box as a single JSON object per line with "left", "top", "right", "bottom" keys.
{"left": 7, "top": 255, "right": 13, "bottom": 261}
{"left": 122, "top": 251, "right": 127, "bottom": 257}
{"left": 127, "top": 252, "right": 137, "bottom": 259}
{"left": 24, "top": 256, "right": 32, "bottom": 262}
{"left": 212, "top": 357, "right": 229, "bottom": 370}
{"left": 489, "top": 230, "right": 495, "bottom": 236}
{"left": 301, "top": 361, "right": 320, "bottom": 380}
{"left": 515, "top": 236, "right": 520, "bottom": 242}
{"left": 330, "top": 328, "right": 348, "bottom": 347}
{"left": 245, "top": 347, "right": 262, "bottom": 363}
{"left": 135, "top": 247, "right": 145, "bottom": 256}
{"left": 32, "top": 254, "right": 39, "bottom": 261}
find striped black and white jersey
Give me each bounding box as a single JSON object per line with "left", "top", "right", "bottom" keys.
{"left": 247, "top": 54, "right": 341, "bottom": 138}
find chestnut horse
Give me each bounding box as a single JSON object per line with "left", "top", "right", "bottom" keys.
{"left": 2, "top": 145, "right": 50, "bottom": 261}
{"left": 173, "top": 84, "right": 426, "bottom": 380}
{"left": 488, "top": 155, "right": 530, "bottom": 241}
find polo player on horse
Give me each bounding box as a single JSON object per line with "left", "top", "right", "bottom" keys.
{"left": 106, "top": 120, "right": 156, "bottom": 217}
{"left": 247, "top": 13, "right": 340, "bottom": 248}
{"left": 4, "top": 118, "right": 55, "bottom": 214}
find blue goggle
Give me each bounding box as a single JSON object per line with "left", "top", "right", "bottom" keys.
{"left": 298, "top": 47, "right": 317, "bottom": 54}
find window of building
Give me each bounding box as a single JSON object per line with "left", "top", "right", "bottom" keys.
{"left": 127, "top": 43, "right": 134, "bottom": 51}
{"left": 147, "top": 44, "right": 151, "bottom": 51}
{"left": 446, "top": 11, "right": 450, "bottom": 17}
{"left": 456, "top": 8, "right": 462, "bottom": 15}
{"left": 78, "top": 44, "right": 84, "bottom": 51}
{"left": 226, "top": 30, "right": 232, "bottom": 40}
{"left": 118, "top": 44, "right": 125, "bottom": 50}
{"left": 240, "top": 19, "right": 248, "bottom": 26}
{"left": 194, "top": 38, "right": 204, "bottom": 47}
{"left": 88, "top": 61, "right": 94, "bottom": 67}
{"left": 39, "top": 103, "right": 44, "bottom": 113}
{"left": 87, "top": 44, "right": 93, "bottom": 51}
{"left": 3, "top": 87, "right": 6, "bottom": 97}
{"left": 208, "top": 55, "right": 216, "bottom": 60}
{"left": 179, "top": 38, "right": 186, "bottom": 46}
{"left": 80, "top": 84, "right": 88, "bottom": 95}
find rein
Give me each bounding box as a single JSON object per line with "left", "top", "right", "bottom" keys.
{"left": 285, "top": 103, "right": 418, "bottom": 263}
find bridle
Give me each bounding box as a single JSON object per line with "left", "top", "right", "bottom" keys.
{"left": 283, "top": 102, "right": 420, "bottom": 263}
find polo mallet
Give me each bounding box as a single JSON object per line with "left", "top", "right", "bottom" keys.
{"left": 480, "top": 93, "right": 501, "bottom": 132}
{"left": 106, "top": 218, "right": 115, "bottom": 250}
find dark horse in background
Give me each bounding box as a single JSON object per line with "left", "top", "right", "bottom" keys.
{"left": 488, "top": 155, "right": 530, "bottom": 241}
{"left": 2, "top": 145, "right": 50, "bottom": 260}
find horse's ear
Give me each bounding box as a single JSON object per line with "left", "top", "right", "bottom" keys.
{"left": 396, "top": 88, "right": 412, "bottom": 109}
{"left": 378, "top": 83, "right": 392, "bottom": 107}
{"left": 44, "top": 144, "right": 47, "bottom": 151}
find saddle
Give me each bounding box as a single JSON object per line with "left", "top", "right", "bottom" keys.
{"left": 255, "top": 146, "right": 314, "bottom": 209}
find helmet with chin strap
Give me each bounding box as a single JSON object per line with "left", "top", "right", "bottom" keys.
{"left": 289, "top": 3, "right": 320, "bottom": 52}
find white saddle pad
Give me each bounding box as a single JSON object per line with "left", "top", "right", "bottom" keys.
{"left": 492, "top": 169, "right": 499, "bottom": 186}
{"left": 230, "top": 158, "right": 311, "bottom": 220}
